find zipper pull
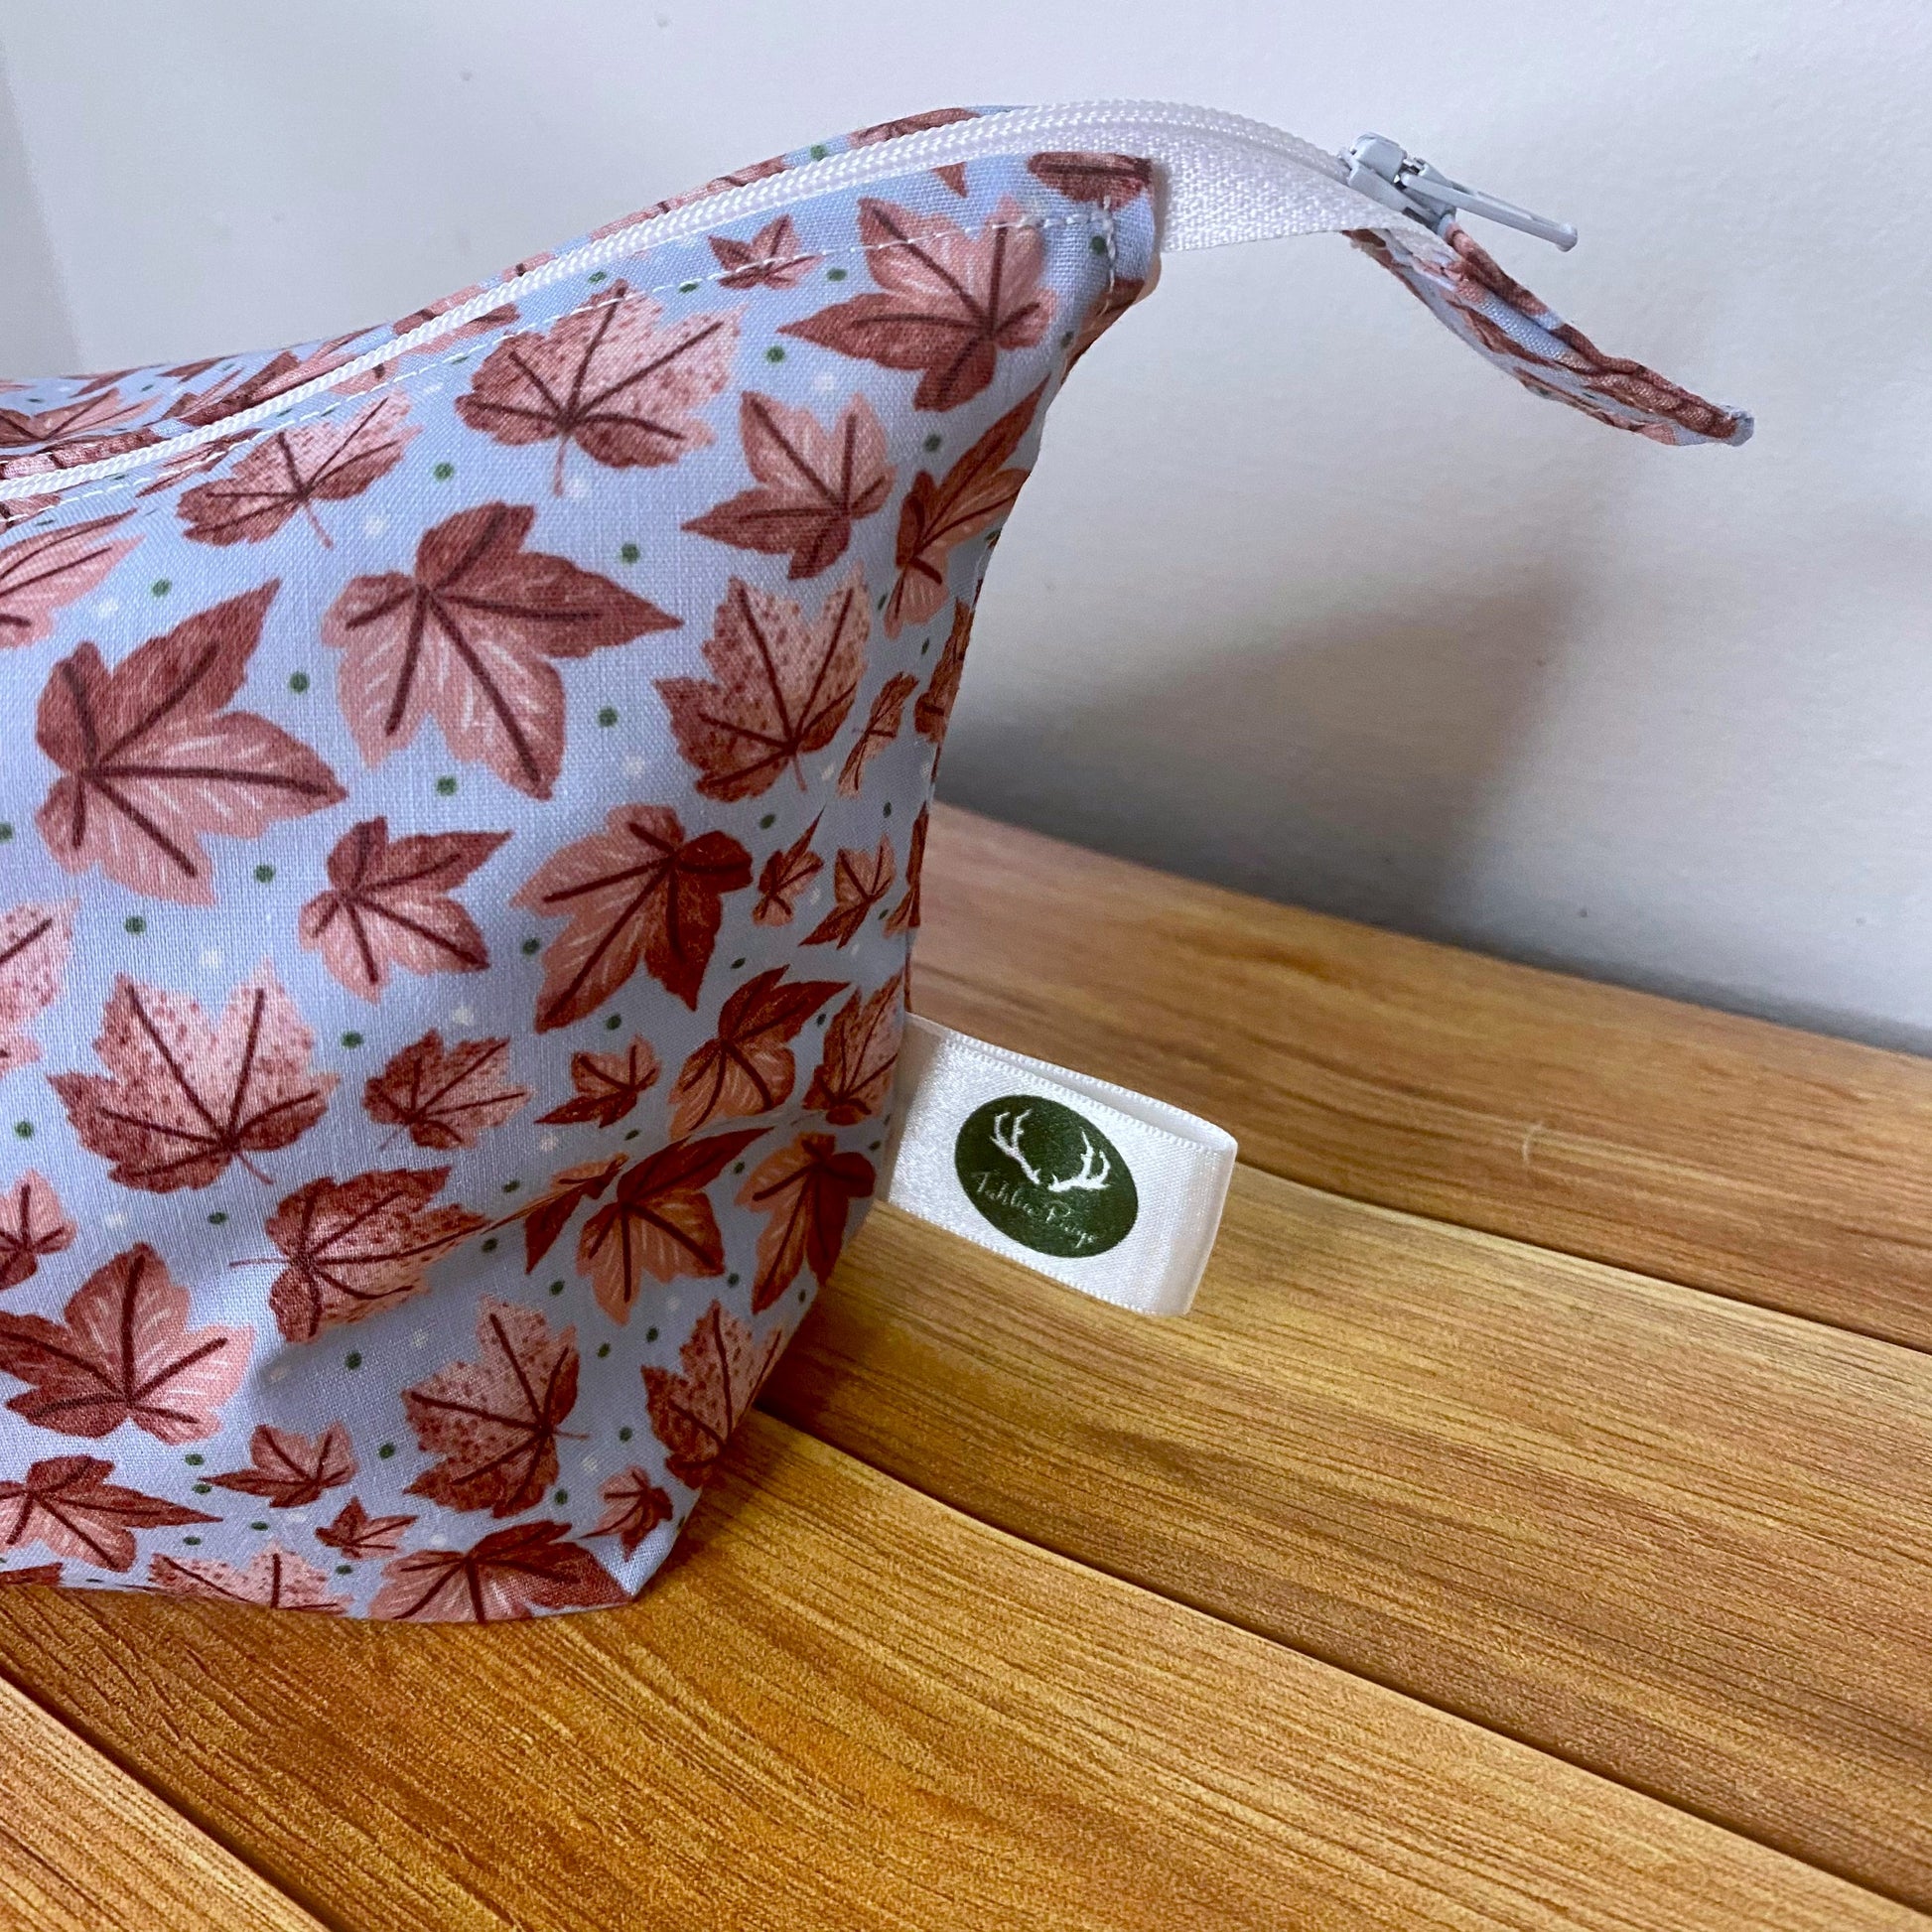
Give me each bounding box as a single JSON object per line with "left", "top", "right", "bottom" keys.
{"left": 1342, "top": 133, "right": 1578, "bottom": 251}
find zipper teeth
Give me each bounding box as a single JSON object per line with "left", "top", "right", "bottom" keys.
{"left": 0, "top": 100, "right": 1353, "bottom": 501}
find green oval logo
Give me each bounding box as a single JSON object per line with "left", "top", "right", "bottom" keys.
{"left": 953, "top": 1095, "right": 1138, "bottom": 1258}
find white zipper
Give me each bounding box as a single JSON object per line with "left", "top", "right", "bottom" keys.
{"left": 0, "top": 100, "right": 1576, "bottom": 500}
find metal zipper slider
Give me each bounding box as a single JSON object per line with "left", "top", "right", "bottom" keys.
{"left": 1342, "top": 133, "right": 1578, "bottom": 250}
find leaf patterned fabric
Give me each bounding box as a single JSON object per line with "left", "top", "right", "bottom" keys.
{"left": 0, "top": 109, "right": 1743, "bottom": 1617}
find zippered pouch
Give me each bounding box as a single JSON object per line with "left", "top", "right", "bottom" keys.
{"left": 0, "top": 102, "right": 1746, "bottom": 1619}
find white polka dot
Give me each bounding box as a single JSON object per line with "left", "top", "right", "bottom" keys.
{"left": 286, "top": 1510, "right": 308, "bottom": 1524}
{"left": 361, "top": 513, "right": 388, "bottom": 537}
{"left": 103, "top": 1211, "right": 125, "bottom": 1229}
{"left": 623, "top": 756, "right": 648, "bottom": 777}
{"left": 811, "top": 366, "right": 838, "bottom": 395}
{"left": 538, "top": 1133, "right": 559, "bottom": 1153}
{"left": 267, "top": 1363, "right": 290, "bottom": 1383}
{"left": 419, "top": 380, "right": 445, "bottom": 397}
{"left": 580, "top": 1455, "right": 600, "bottom": 1475}
{"left": 426, "top": 1533, "right": 448, "bottom": 1549}
{"left": 200, "top": 948, "right": 223, "bottom": 970}
{"left": 411, "top": 1328, "right": 429, "bottom": 1348}
{"left": 448, "top": 1004, "right": 475, "bottom": 1027}
{"left": 564, "top": 475, "right": 591, "bottom": 500}
{"left": 665, "top": 1297, "right": 680, "bottom": 1314}
{"left": 94, "top": 597, "right": 119, "bottom": 618}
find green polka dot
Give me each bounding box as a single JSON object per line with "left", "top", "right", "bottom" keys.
{"left": 433, "top": 461, "right": 455, "bottom": 481}
{"left": 678, "top": 280, "right": 700, "bottom": 294}
{"left": 826, "top": 266, "right": 847, "bottom": 281}
{"left": 1089, "top": 233, "right": 1109, "bottom": 255}
{"left": 623, "top": 1129, "right": 639, "bottom": 1142}
{"left": 643, "top": 1330, "right": 657, "bottom": 1345}
{"left": 732, "top": 1162, "right": 746, "bottom": 1175}
{"left": 12, "top": 1123, "right": 31, "bottom": 1140}
{"left": 883, "top": 800, "right": 893, "bottom": 817}
{"left": 207, "top": 1211, "right": 226, "bottom": 1225}
{"left": 587, "top": 271, "right": 608, "bottom": 285}
{"left": 345, "top": 1350, "right": 362, "bottom": 1370}
{"left": 1059, "top": 331, "right": 1075, "bottom": 348}
{"left": 124, "top": 915, "right": 146, "bottom": 935}
{"left": 554, "top": 1488, "right": 568, "bottom": 1505}
{"left": 0, "top": 825, "right": 11, "bottom": 842}
{"left": 521, "top": 937, "right": 541, "bottom": 955}
{"left": 502, "top": 1178, "right": 521, "bottom": 1194}
{"left": 481, "top": 1236, "right": 498, "bottom": 1253}
{"left": 727, "top": 1272, "right": 740, "bottom": 1288}
{"left": 605, "top": 1013, "right": 622, "bottom": 1031}
{"left": 597, "top": 1341, "right": 611, "bottom": 1358}
{"left": 922, "top": 432, "right": 942, "bottom": 453}
{"left": 250, "top": 1520, "right": 269, "bottom": 1532}
{"left": 619, "top": 1424, "right": 634, "bottom": 1440}
{"left": 730, "top": 956, "right": 745, "bottom": 970}
{"left": 182, "top": 1536, "right": 202, "bottom": 1546}
{"left": 598, "top": 706, "right": 619, "bottom": 727}
{"left": 253, "top": 864, "right": 275, "bottom": 884}
{"left": 341, "top": 1031, "right": 363, "bottom": 1048}
{"left": 378, "top": 1443, "right": 396, "bottom": 1459}
{"left": 758, "top": 812, "right": 775, "bottom": 829}
{"left": 764, "top": 345, "right": 785, "bottom": 362}
{"left": 809, "top": 143, "right": 829, "bottom": 160}
{"left": 151, "top": 578, "right": 171, "bottom": 597}
{"left": 548, "top": 1279, "right": 565, "bottom": 1296}
{"left": 337, "top": 1564, "right": 353, "bottom": 1575}
{"left": 288, "top": 671, "right": 311, "bottom": 693}
{"left": 184, "top": 1452, "right": 205, "bottom": 1466}
{"left": 814, "top": 1012, "right": 827, "bottom": 1025}
{"left": 920, "top": 638, "right": 930, "bottom": 654}
{"left": 192, "top": 1482, "right": 211, "bottom": 1495}
{"left": 798, "top": 1287, "right": 808, "bottom": 1304}
{"left": 868, "top": 1140, "right": 882, "bottom": 1152}
{"left": 620, "top": 542, "right": 640, "bottom": 564}
{"left": 435, "top": 775, "right": 458, "bottom": 796}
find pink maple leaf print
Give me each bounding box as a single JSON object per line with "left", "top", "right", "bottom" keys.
{"left": 0, "top": 514, "right": 138, "bottom": 650}
{"left": 364, "top": 1031, "right": 530, "bottom": 1152}
{"left": 315, "top": 1496, "right": 415, "bottom": 1561}
{"left": 849, "top": 106, "right": 978, "bottom": 196}
{"left": 0, "top": 1244, "right": 250, "bottom": 1443}
{"left": 642, "top": 1300, "right": 783, "bottom": 1490}
{"left": 299, "top": 817, "right": 508, "bottom": 1002}
{"left": 0, "top": 899, "right": 74, "bottom": 1081}
{"left": 208, "top": 1422, "right": 356, "bottom": 1508}
{"left": 369, "top": 1520, "right": 623, "bottom": 1622}
{"left": 0, "top": 1171, "right": 76, "bottom": 1292}
{"left": 321, "top": 501, "right": 677, "bottom": 799}
{"left": 149, "top": 1542, "right": 349, "bottom": 1612}
{"left": 455, "top": 282, "right": 741, "bottom": 494}
{"left": 51, "top": 968, "right": 337, "bottom": 1191}
{"left": 656, "top": 568, "right": 870, "bottom": 802}
{"left": 753, "top": 819, "right": 822, "bottom": 927}
{"left": 801, "top": 836, "right": 895, "bottom": 948}
{"left": 781, "top": 197, "right": 1053, "bottom": 411}
{"left": 683, "top": 393, "right": 893, "bottom": 580}
{"left": 591, "top": 1466, "right": 673, "bottom": 1558}
{"left": 34, "top": 582, "right": 346, "bottom": 903}
{"left": 0, "top": 1456, "right": 215, "bottom": 1572}
{"left": 738, "top": 1133, "right": 875, "bottom": 1313}
{"left": 709, "top": 214, "right": 823, "bottom": 290}
{"left": 839, "top": 672, "right": 917, "bottom": 796}
{"left": 177, "top": 395, "right": 421, "bottom": 547}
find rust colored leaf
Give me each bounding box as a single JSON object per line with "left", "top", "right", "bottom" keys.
{"left": 0, "top": 513, "right": 137, "bottom": 650}
{"left": 643, "top": 1299, "right": 784, "bottom": 1489}
{"left": 668, "top": 968, "right": 844, "bottom": 1137}
{"left": 0, "top": 1244, "right": 250, "bottom": 1443}
{"left": 513, "top": 802, "right": 753, "bottom": 1026}
{"left": 364, "top": 1031, "right": 530, "bottom": 1152}
{"left": 1026, "top": 151, "right": 1153, "bottom": 209}
{"left": 849, "top": 106, "right": 978, "bottom": 195}
{"left": 0, "top": 1455, "right": 214, "bottom": 1573}
{"left": 804, "top": 971, "right": 903, "bottom": 1126}
{"left": 323, "top": 501, "right": 677, "bottom": 800}
{"left": 739, "top": 1133, "right": 875, "bottom": 1312}
{"left": 370, "top": 1519, "right": 623, "bottom": 1621}
{"left": 753, "top": 818, "right": 823, "bottom": 927}
{"left": 0, "top": 1171, "right": 74, "bottom": 1292}
{"left": 684, "top": 392, "right": 892, "bottom": 580}
{"left": 801, "top": 836, "right": 895, "bottom": 949}
{"left": 149, "top": 1542, "right": 347, "bottom": 1611}
{"left": 657, "top": 567, "right": 869, "bottom": 802}
{"left": 0, "top": 1563, "right": 61, "bottom": 1588}
{"left": 840, "top": 672, "right": 918, "bottom": 796}
{"left": 315, "top": 1495, "right": 416, "bottom": 1561}
{"left": 403, "top": 1299, "right": 580, "bottom": 1517}
{"left": 262, "top": 1166, "right": 484, "bottom": 1343}
{"left": 591, "top": 1465, "right": 673, "bottom": 1558}
{"left": 51, "top": 967, "right": 338, "bottom": 1192}
{"left": 709, "top": 213, "right": 822, "bottom": 290}
{"left": 913, "top": 601, "right": 973, "bottom": 748}
{"left": 781, "top": 196, "right": 1052, "bottom": 411}
{"left": 455, "top": 282, "right": 740, "bottom": 494}
{"left": 886, "top": 385, "right": 1039, "bottom": 636}
{"left": 178, "top": 335, "right": 361, "bottom": 429}
{"left": 178, "top": 395, "right": 420, "bottom": 547}
{"left": 577, "top": 1128, "right": 764, "bottom": 1323}
{"left": 208, "top": 1422, "right": 355, "bottom": 1508}
{"left": 0, "top": 899, "right": 74, "bottom": 1081}
{"left": 884, "top": 803, "right": 928, "bottom": 935}
{"left": 300, "top": 817, "right": 508, "bottom": 1001}
{"left": 536, "top": 1036, "right": 659, "bottom": 1129}
{"left": 36, "top": 583, "right": 346, "bottom": 902}
{"left": 502, "top": 1155, "right": 627, "bottom": 1272}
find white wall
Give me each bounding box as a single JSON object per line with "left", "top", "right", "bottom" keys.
{"left": 4, "top": 1, "right": 1929, "bottom": 1047}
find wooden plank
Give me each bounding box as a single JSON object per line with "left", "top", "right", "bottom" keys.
{"left": 916, "top": 806, "right": 1932, "bottom": 1349}
{"left": 763, "top": 1182, "right": 1932, "bottom": 1909}
{"left": 0, "top": 1668, "right": 324, "bottom": 1932}
{"left": 0, "top": 1419, "right": 1911, "bottom": 1932}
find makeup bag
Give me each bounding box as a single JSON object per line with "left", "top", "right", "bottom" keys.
{"left": 0, "top": 102, "right": 1746, "bottom": 1618}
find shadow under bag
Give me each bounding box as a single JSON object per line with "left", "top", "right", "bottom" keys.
{"left": 0, "top": 102, "right": 1746, "bottom": 1619}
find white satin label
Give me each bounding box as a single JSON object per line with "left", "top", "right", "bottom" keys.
{"left": 882, "top": 1016, "right": 1237, "bottom": 1315}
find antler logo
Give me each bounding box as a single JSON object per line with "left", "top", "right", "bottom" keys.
{"left": 955, "top": 1094, "right": 1137, "bottom": 1258}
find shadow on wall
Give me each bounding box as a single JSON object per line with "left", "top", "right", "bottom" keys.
{"left": 940, "top": 575, "right": 1576, "bottom": 950}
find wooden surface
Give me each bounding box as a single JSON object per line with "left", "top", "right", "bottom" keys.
{"left": 2, "top": 804, "right": 1929, "bottom": 1929}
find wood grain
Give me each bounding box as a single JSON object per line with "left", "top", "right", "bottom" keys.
{"left": 0, "top": 1669, "right": 323, "bottom": 1932}
{"left": 916, "top": 806, "right": 1932, "bottom": 1349}
{"left": 0, "top": 1417, "right": 1912, "bottom": 1932}
{"left": 764, "top": 1181, "right": 1932, "bottom": 1907}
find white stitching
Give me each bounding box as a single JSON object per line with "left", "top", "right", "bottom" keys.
{"left": 6, "top": 208, "right": 1119, "bottom": 517}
